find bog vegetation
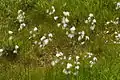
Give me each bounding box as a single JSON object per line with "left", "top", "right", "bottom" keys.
{"left": 0, "top": 0, "right": 120, "bottom": 80}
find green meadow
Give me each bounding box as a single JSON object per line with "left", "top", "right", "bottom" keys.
{"left": 0, "top": 0, "right": 120, "bottom": 80}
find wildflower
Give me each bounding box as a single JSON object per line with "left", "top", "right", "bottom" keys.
{"left": 81, "top": 42, "right": 85, "bottom": 45}
{"left": 81, "top": 31, "right": 85, "bottom": 38}
{"left": 63, "top": 56, "right": 66, "bottom": 59}
{"left": 67, "top": 63, "right": 72, "bottom": 69}
{"left": 17, "top": 17, "right": 24, "bottom": 23}
{"left": 116, "top": 2, "right": 120, "bottom": 10}
{"left": 34, "top": 41, "right": 38, "bottom": 45}
{"left": 0, "top": 49, "right": 3, "bottom": 53}
{"left": 74, "top": 61, "right": 80, "bottom": 64}
{"left": 52, "top": 10, "right": 55, "bottom": 14}
{"left": 48, "top": 6, "right": 55, "bottom": 15}
{"left": 17, "top": 10, "right": 25, "bottom": 23}
{"left": 113, "top": 21, "right": 118, "bottom": 25}
{"left": 88, "top": 17, "right": 91, "bottom": 22}
{"left": 63, "top": 69, "right": 68, "bottom": 74}
{"left": 51, "top": 61, "right": 55, "bottom": 66}
{"left": 89, "top": 13, "right": 94, "bottom": 17}
{"left": 19, "top": 23, "right": 26, "bottom": 30}
{"left": 78, "top": 31, "right": 85, "bottom": 40}
{"left": 87, "top": 52, "right": 93, "bottom": 58}
{"left": 63, "top": 23, "right": 67, "bottom": 28}
{"left": 110, "top": 20, "right": 113, "bottom": 23}
{"left": 48, "top": 38, "right": 52, "bottom": 41}
{"left": 70, "top": 26, "right": 76, "bottom": 33}
{"left": 46, "top": 9, "right": 49, "bottom": 13}
{"left": 75, "top": 65, "right": 79, "bottom": 69}
{"left": 78, "top": 36, "right": 82, "bottom": 41}
{"left": 49, "top": 12, "right": 52, "bottom": 15}
{"left": 92, "top": 19, "right": 96, "bottom": 23}
{"left": 39, "top": 44, "right": 43, "bottom": 48}
{"left": 68, "top": 56, "right": 72, "bottom": 60}
{"left": 93, "top": 57, "right": 97, "bottom": 61}
{"left": 85, "top": 13, "right": 96, "bottom": 30}
{"left": 76, "top": 56, "right": 80, "bottom": 61}
{"left": 54, "top": 59, "right": 59, "bottom": 63}
{"left": 39, "top": 33, "right": 53, "bottom": 48}
{"left": 73, "top": 71, "right": 78, "bottom": 76}
{"left": 29, "top": 36, "right": 32, "bottom": 39}
{"left": 13, "top": 50, "right": 17, "bottom": 53}
{"left": 54, "top": 16, "right": 58, "bottom": 20}
{"left": 63, "top": 11, "right": 70, "bottom": 16}
{"left": 20, "top": 23, "right": 26, "bottom": 27}
{"left": 9, "top": 36, "right": 13, "bottom": 40}
{"left": 88, "top": 52, "right": 93, "bottom": 55}
{"left": 18, "top": 10, "right": 22, "bottom": 14}
{"left": 33, "top": 27, "right": 38, "bottom": 31}
{"left": 43, "top": 39, "right": 49, "bottom": 45}
{"left": 65, "top": 17, "right": 69, "bottom": 23}
{"left": 29, "top": 31, "right": 33, "bottom": 34}
{"left": 48, "top": 33, "right": 53, "bottom": 37}
{"left": 67, "top": 71, "right": 71, "bottom": 74}
{"left": 32, "top": 34, "right": 36, "bottom": 37}
{"left": 68, "top": 34, "right": 74, "bottom": 39}
{"left": 41, "top": 36, "right": 46, "bottom": 41}
{"left": 66, "top": 31, "right": 69, "bottom": 35}
{"left": 56, "top": 53, "right": 61, "bottom": 57}
{"left": 60, "top": 57, "right": 63, "bottom": 60}
{"left": 85, "top": 20, "right": 89, "bottom": 24}
{"left": 90, "top": 64, "right": 93, "bottom": 67}
{"left": 51, "top": 6, "right": 55, "bottom": 10}
{"left": 85, "top": 36, "right": 90, "bottom": 40}
{"left": 15, "top": 45, "right": 19, "bottom": 49}
{"left": 116, "top": 17, "right": 119, "bottom": 20}
{"left": 57, "top": 23, "right": 61, "bottom": 27}
{"left": 118, "top": 34, "right": 120, "bottom": 38}
{"left": 63, "top": 3, "right": 67, "bottom": 7}
{"left": 59, "top": 52, "right": 63, "bottom": 56}
{"left": 51, "top": 59, "right": 59, "bottom": 66}
{"left": 89, "top": 61, "right": 94, "bottom": 65}
{"left": 106, "top": 31, "right": 109, "bottom": 34}
{"left": 105, "top": 21, "right": 110, "bottom": 25}
{"left": 76, "top": 62, "right": 80, "bottom": 65}
{"left": 90, "top": 24, "right": 95, "bottom": 30}
{"left": 62, "top": 17, "right": 69, "bottom": 23}
{"left": 8, "top": 31, "right": 13, "bottom": 34}
{"left": 79, "top": 31, "right": 85, "bottom": 35}
{"left": 0, "top": 49, "right": 3, "bottom": 56}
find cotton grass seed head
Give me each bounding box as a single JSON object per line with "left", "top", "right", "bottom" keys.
{"left": 89, "top": 13, "right": 94, "bottom": 17}
{"left": 33, "top": 27, "right": 38, "bottom": 31}
{"left": 67, "top": 63, "right": 72, "bottom": 69}
{"left": 57, "top": 23, "right": 61, "bottom": 27}
{"left": 54, "top": 16, "right": 58, "bottom": 20}
{"left": 75, "top": 65, "right": 80, "bottom": 70}
{"left": 8, "top": 31, "right": 13, "bottom": 34}
{"left": 41, "top": 36, "right": 46, "bottom": 41}
{"left": 116, "top": 2, "right": 120, "bottom": 10}
{"left": 63, "top": 11, "right": 70, "bottom": 16}
{"left": 0, "top": 49, "right": 3, "bottom": 53}
{"left": 70, "top": 26, "right": 76, "bottom": 32}
{"left": 48, "top": 33, "right": 53, "bottom": 37}
{"left": 9, "top": 36, "right": 13, "bottom": 40}
{"left": 15, "top": 45, "right": 19, "bottom": 50}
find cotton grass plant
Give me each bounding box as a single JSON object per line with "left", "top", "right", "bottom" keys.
{"left": 0, "top": 0, "right": 120, "bottom": 80}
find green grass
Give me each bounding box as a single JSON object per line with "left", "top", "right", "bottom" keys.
{"left": 0, "top": 0, "right": 120, "bottom": 80}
